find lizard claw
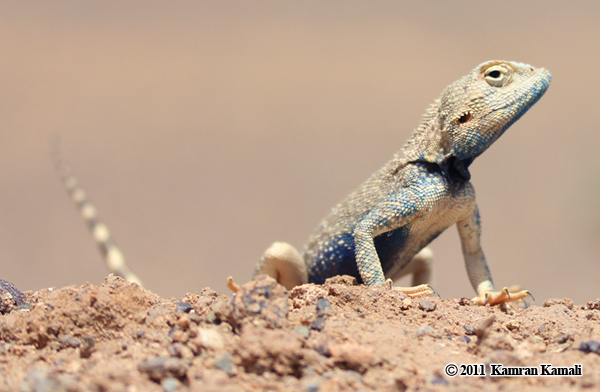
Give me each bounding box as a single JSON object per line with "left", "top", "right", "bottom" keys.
{"left": 472, "top": 286, "right": 532, "bottom": 306}
{"left": 385, "top": 278, "right": 393, "bottom": 290}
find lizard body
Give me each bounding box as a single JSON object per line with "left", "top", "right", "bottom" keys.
{"left": 253, "top": 60, "right": 551, "bottom": 305}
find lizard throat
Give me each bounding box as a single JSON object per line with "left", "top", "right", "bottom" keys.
{"left": 441, "top": 156, "right": 473, "bottom": 182}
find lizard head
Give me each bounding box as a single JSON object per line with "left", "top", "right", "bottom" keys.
{"left": 443, "top": 60, "right": 551, "bottom": 179}
{"left": 414, "top": 61, "right": 551, "bottom": 181}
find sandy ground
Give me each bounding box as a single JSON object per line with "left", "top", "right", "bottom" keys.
{"left": 1, "top": 275, "right": 599, "bottom": 391}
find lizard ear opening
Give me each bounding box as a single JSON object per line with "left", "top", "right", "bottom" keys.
{"left": 458, "top": 112, "right": 472, "bottom": 124}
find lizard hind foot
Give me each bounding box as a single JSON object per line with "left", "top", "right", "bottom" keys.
{"left": 472, "top": 287, "right": 532, "bottom": 306}
{"left": 391, "top": 283, "right": 437, "bottom": 299}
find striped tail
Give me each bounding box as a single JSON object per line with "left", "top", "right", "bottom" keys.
{"left": 53, "top": 144, "right": 143, "bottom": 287}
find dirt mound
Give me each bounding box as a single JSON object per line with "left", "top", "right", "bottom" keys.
{"left": 1, "top": 274, "right": 599, "bottom": 391}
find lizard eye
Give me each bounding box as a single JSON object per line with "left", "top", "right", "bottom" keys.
{"left": 484, "top": 65, "right": 510, "bottom": 87}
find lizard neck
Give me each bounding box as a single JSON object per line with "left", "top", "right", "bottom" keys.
{"left": 440, "top": 156, "right": 472, "bottom": 182}
{"left": 398, "top": 95, "right": 478, "bottom": 183}
{"left": 399, "top": 125, "right": 473, "bottom": 183}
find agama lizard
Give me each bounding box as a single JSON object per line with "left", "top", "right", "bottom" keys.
{"left": 233, "top": 60, "right": 551, "bottom": 306}
{"left": 54, "top": 61, "right": 550, "bottom": 306}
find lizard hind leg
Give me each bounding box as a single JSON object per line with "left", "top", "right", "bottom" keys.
{"left": 389, "top": 247, "right": 436, "bottom": 299}
{"left": 401, "top": 247, "right": 434, "bottom": 286}
{"left": 254, "top": 242, "right": 308, "bottom": 290}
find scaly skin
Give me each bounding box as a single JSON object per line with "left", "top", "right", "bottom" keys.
{"left": 254, "top": 61, "right": 551, "bottom": 305}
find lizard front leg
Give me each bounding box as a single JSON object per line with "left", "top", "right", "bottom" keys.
{"left": 354, "top": 197, "right": 435, "bottom": 299}
{"left": 456, "top": 195, "right": 531, "bottom": 306}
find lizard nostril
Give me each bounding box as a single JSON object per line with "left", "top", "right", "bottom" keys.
{"left": 458, "top": 113, "right": 472, "bottom": 124}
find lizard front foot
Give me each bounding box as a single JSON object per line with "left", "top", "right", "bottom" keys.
{"left": 386, "top": 279, "right": 437, "bottom": 299}
{"left": 472, "top": 287, "right": 532, "bottom": 306}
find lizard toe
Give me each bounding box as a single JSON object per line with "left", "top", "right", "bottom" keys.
{"left": 472, "top": 287, "right": 532, "bottom": 306}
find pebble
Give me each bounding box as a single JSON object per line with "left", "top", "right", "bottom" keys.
{"left": 294, "top": 326, "right": 310, "bottom": 338}
{"left": 162, "top": 377, "right": 179, "bottom": 392}
{"left": 138, "top": 356, "right": 187, "bottom": 381}
{"left": 311, "top": 317, "right": 326, "bottom": 331}
{"left": 579, "top": 340, "right": 600, "bottom": 354}
{"left": 79, "top": 337, "right": 96, "bottom": 359}
{"left": 418, "top": 300, "right": 436, "bottom": 312}
{"left": 175, "top": 302, "right": 194, "bottom": 313}
{"left": 316, "top": 298, "right": 332, "bottom": 316}
{"left": 415, "top": 325, "right": 436, "bottom": 337}
{"left": 214, "top": 353, "right": 235, "bottom": 375}
{"left": 459, "top": 336, "right": 471, "bottom": 343}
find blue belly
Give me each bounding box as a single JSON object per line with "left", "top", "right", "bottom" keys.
{"left": 307, "top": 226, "right": 410, "bottom": 284}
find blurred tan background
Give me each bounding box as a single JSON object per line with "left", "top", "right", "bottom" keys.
{"left": 1, "top": 2, "right": 599, "bottom": 303}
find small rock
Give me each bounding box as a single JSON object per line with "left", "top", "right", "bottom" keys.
{"left": 458, "top": 335, "right": 471, "bottom": 343}
{"left": 311, "top": 317, "right": 326, "bottom": 331}
{"left": 0, "top": 279, "right": 27, "bottom": 314}
{"left": 0, "top": 280, "right": 27, "bottom": 305}
{"left": 175, "top": 302, "right": 194, "bottom": 313}
{"left": 316, "top": 298, "right": 332, "bottom": 316}
{"left": 505, "top": 320, "right": 520, "bottom": 331}
{"left": 293, "top": 326, "right": 310, "bottom": 338}
{"left": 579, "top": 340, "right": 600, "bottom": 354}
{"left": 557, "top": 333, "right": 570, "bottom": 344}
{"left": 167, "top": 343, "right": 194, "bottom": 360}
{"left": 418, "top": 300, "right": 436, "bottom": 312}
{"left": 458, "top": 297, "right": 472, "bottom": 306}
{"left": 79, "top": 336, "right": 95, "bottom": 359}
{"left": 161, "top": 377, "right": 179, "bottom": 392}
{"left": 587, "top": 299, "right": 600, "bottom": 311}
{"left": 416, "top": 325, "right": 437, "bottom": 338}
{"left": 463, "top": 325, "right": 475, "bottom": 335}
{"left": 214, "top": 353, "right": 235, "bottom": 375}
{"left": 60, "top": 335, "right": 81, "bottom": 348}
{"left": 190, "top": 328, "right": 225, "bottom": 353}
{"left": 138, "top": 356, "right": 187, "bottom": 381}
{"left": 400, "top": 297, "right": 412, "bottom": 310}
{"left": 430, "top": 376, "right": 449, "bottom": 385}
{"left": 543, "top": 298, "right": 574, "bottom": 310}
